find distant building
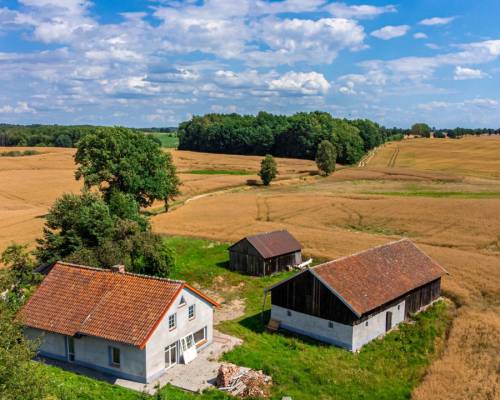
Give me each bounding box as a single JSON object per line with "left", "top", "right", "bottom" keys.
{"left": 228, "top": 230, "right": 302, "bottom": 276}
{"left": 266, "top": 239, "right": 447, "bottom": 351}
{"left": 18, "top": 262, "right": 219, "bottom": 383}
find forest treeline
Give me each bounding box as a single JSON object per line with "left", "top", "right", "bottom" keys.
{"left": 178, "top": 112, "right": 500, "bottom": 163}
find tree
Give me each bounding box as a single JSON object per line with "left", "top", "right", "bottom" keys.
{"left": 0, "top": 302, "right": 49, "bottom": 400}
{"left": 411, "top": 123, "right": 431, "bottom": 138}
{"left": 258, "top": 154, "right": 277, "bottom": 186}
{"left": 331, "top": 120, "right": 364, "bottom": 164}
{"left": 315, "top": 140, "right": 337, "bottom": 176}
{"left": 0, "top": 244, "right": 39, "bottom": 291}
{"left": 75, "top": 127, "right": 180, "bottom": 209}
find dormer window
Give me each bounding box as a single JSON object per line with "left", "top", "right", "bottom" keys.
{"left": 179, "top": 296, "right": 186, "bottom": 307}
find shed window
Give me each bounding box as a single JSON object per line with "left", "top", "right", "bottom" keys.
{"left": 188, "top": 304, "right": 196, "bottom": 320}
{"left": 365, "top": 321, "right": 369, "bottom": 327}
{"left": 169, "top": 313, "right": 177, "bottom": 330}
{"left": 328, "top": 321, "right": 334, "bottom": 329}
{"left": 287, "top": 310, "right": 292, "bottom": 317}
{"left": 397, "top": 304, "right": 400, "bottom": 310}
{"left": 110, "top": 347, "right": 121, "bottom": 367}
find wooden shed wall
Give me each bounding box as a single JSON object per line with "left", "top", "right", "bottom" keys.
{"left": 270, "top": 270, "right": 358, "bottom": 324}
{"left": 229, "top": 239, "right": 301, "bottom": 276}
{"left": 404, "top": 278, "right": 441, "bottom": 317}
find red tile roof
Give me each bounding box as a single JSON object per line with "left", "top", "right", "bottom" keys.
{"left": 310, "top": 239, "right": 447, "bottom": 316}
{"left": 232, "top": 230, "right": 301, "bottom": 259}
{"left": 18, "top": 262, "right": 219, "bottom": 348}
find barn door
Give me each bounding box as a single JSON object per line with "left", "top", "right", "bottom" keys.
{"left": 385, "top": 311, "right": 392, "bottom": 332}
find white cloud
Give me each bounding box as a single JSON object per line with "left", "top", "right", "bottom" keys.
{"left": 419, "top": 16, "right": 456, "bottom": 26}
{"left": 453, "top": 66, "right": 487, "bottom": 80}
{"left": 425, "top": 43, "right": 440, "bottom": 50}
{"left": 269, "top": 71, "right": 330, "bottom": 95}
{"left": 325, "top": 2, "right": 396, "bottom": 19}
{"left": 413, "top": 32, "right": 428, "bottom": 39}
{"left": 248, "top": 17, "right": 365, "bottom": 65}
{"left": 0, "top": 101, "right": 36, "bottom": 114}
{"left": 371, "top": 25, "right": 410, "bottom": 40}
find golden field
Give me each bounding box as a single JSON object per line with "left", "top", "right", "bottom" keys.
{"left": 0, "top": 137, "right": 499, "bottom": 399}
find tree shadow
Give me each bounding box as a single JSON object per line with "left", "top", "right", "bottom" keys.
{"left": 246, "top": 179, "right": 261, "bottom": 186}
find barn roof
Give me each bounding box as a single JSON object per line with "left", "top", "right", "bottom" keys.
{"left": 270, "top": 239, "right": 447, "bottom": 317}
{"left": 18, "top": 262, "right": 219, "bottom": 349}
{"left": 231, "top": 230, "right": 301, "bottom": 259}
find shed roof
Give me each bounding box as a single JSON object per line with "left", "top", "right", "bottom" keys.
{"left": 270, "top": 239, "right": 447, "bottom": 317}
{"left": 231, "top": 230, "right": 301, "bottom": 259}
{"left": 18, "top": 262, "right": 219, "bottom": 348}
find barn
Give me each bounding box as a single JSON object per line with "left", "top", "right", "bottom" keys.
{"left": 266, "top": 239, "right": 447, "bottom": 351}
{"left": 228, "top": 230, "right": 302, "bottom": 276}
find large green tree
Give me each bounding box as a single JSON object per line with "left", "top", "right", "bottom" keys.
{"left": 331, "top": 120, "right": 365, "bottom": 164}
{"left": 315, "top": 140, "right": 337, "bottom": 176}
{"left": 75, "top": 127, "right": 180, "bottom": 209}
{"left": 411, "top": 123, "right": 432, "bottom": 137}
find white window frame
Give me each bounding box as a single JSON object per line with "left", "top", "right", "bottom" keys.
{"left": 193, "top": 326, "right": 207, "bottom": 346}
{"left": 168, "top": 313, "right": 177, "bottom": 330}
{"left": 188, "top": 304, "right": 196, "bottom": 320}
{"left": 164, "top": 342, "right": 178, "bottom": 369}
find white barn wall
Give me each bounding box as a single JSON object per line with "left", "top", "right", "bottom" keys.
{"left": 271, "top": 305, "right": 353, "bottom": 350}
{"left": 352, "top": 300, "right": 406, "bottom": 351}
{"left": 145, "top": 287, "right": 214, "bottom": 382}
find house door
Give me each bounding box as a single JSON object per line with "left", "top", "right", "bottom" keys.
{"left": 66, "top": 336, "right": 75, "bottom": 362}
{"left": 165, "top": 342, "right": 178, "bottom": 369}
{"left": 385, "top": 311, "right": 393, "bottom": 332}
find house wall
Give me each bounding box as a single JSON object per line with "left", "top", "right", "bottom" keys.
{"left": 352, "top": 299, "right": 406, "bottom": 351}
{"left": 145, "top": 287, "right": 214, "bottom": 383}
{"left": 271, "top": 305, "right": 353, "bottom": 350}
{"left": 25, "top": 327, "right": 147, "bottom": 382}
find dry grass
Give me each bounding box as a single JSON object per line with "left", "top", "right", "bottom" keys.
{"left": 368, "top": 136, "right": 500, "bottom": 179}
{"left": 0, "top": 147, "right": 315, "bottom": 253}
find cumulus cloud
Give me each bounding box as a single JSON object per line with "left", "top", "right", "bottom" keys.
{"left": 419, "top": 16, "right": 456, "bottom": 26}
{"left": 325, "top": 2, "right": 396, "bottom": 19}
{"left": 413, "top": 32, "right": 428, "bottom": 39}
{"left": 453, "top": 66, "right": 487, "bottom": 80}
{"left": 371, "top": 25, "right": 410, "bottom": 40}
{"left": 0, "top": 101, "right": 36, "bottom": 114}
{"left": 269, "top": 71, "right": 330, "bottom": 95}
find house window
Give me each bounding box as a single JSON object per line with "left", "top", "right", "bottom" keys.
{"left": 287, "top": 310, "right": 292, "bottom": 317}
{"left": 365, "top": 321, "right": 369, "bottom": 327}
{"left": 67, "top": 337, "right": 75, "bottom": 362}
{"left": 193, "top": 327, "right": 207, "bottom": 345}
{"left": 169, "top": 313, "right": 177, "bottom": 330}
{"left": 328, "top": 321, "right": 334, "bottom": 329}
{"left": 397, "top": 304, "right": 400, "bottom": 310}
{"left": 110, "top": 346, "right": 121, "bottom": 368}
{"left": 179, "top": 296, "right": 186, "bottom": 307}
{"left": 188, "top": 304, "right": 196, "bottom": 320}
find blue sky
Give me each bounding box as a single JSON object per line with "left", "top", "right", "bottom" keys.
{"left": 1, "top": 0, "right": 500, "bottom": 128}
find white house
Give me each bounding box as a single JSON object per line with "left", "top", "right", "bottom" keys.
{"left": 266, "top": 239, "right": 447, "bottom": 351}
{"left": 18, "top": 262, "right": 219, "bottom": 383}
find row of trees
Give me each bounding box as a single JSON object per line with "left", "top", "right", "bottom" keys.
{"left": 178, "top": 112, "right": 387, "bottom": 164}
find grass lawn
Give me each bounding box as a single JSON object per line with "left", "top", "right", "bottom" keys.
{"left": 186, "top": 169, "right": 252, "bottom": 175}
{"left": 147, "top": 133, "right": 179, "bottom": 148}
{"left": 40, "top": 236, "right": 452, "bottom": 400}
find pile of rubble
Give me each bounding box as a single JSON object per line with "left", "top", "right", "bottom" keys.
{"left": 216, "top": 363, "right": 272, "bottom": 398}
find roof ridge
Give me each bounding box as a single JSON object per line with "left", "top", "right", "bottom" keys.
{"left": 312, "top": 238, "right": 410, "bottom": 271}
{"left": 55, "top": 261, "right": 185, "bottom": 284}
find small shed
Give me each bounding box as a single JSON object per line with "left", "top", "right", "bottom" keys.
{"left": 228, "top": 230, "right": 302, "bottom": 276}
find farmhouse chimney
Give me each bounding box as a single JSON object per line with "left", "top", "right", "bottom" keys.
{"left": 111, "top": 264, "right": 126, "bottom": 273}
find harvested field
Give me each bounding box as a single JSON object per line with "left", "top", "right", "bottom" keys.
{"left": 0, "top": 147, "right": 315, "bottom": 253}
{"left": 368, "top": 136, "right": 500, "bottom": 179}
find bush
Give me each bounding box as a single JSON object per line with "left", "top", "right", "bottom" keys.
{"left": 259, "top": 154, "right": 278, "bottom": 186}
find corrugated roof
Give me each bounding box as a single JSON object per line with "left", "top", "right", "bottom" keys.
{"left": 234, "top": 230, "right": 301, "bottom": 259}
{"left": 310, "top": 239, "right": 447, "bottom": 316}
{"left": 18, "top": 262, "right": 219, "bottom": 348}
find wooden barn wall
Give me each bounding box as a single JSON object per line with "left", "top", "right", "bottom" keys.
{"left": 229, "top": 239, "right": 301, "bottom": 276}
{"left": 270, "top": 270, "right": 358, "bottom": 324}
{"left": 404, "top": 278, "right": 441, "bottom": 317}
